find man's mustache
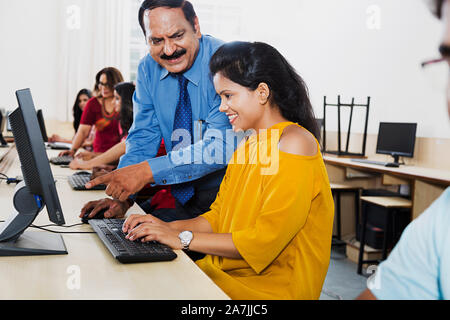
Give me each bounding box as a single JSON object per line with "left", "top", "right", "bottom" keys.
{"left": 161, "top": 49, "right": 187, "bottom": 60}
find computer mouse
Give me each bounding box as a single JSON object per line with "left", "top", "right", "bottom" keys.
{"left": 81, "top": 207, "right": 108, "bottom": 224}
{"left": 74, "top": 171, "right": 91, "bottom": 176}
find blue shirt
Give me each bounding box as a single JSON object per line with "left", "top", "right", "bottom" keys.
{"left": 368, "top": 188, "right": 450, "bottom": 300}
{"left": 119, "top": 35, "right": 238, "bottom": 190}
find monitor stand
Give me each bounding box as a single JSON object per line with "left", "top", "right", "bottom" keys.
{"left": 388, "top": 154, "right": 402, "bottom": 167}
{"left": 0, "top": 231, "right": 67, "bottom": 256}
{"left": 0, "top": 182, "right": 68, "bottom": 257}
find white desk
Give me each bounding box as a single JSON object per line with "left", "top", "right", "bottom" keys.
{"left": 324, "top": 155, "right": 450, "bottom": 221}
{"left": 0, "top": 147, "right": 229, "bottom": 300}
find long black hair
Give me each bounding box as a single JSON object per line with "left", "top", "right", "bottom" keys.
{"left": 73, "top": 89, "right": 92, "bottom": 132}
{"left": 209, "top": 41, "right": 319, "bottom": 139}
{"left": 95, "top": 67, "right": 124, "bottom": 98}
{"left": 114, "top": 82, "right": 136, "bottom": 136}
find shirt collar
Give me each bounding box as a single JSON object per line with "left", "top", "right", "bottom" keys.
{"left": 159, "top": 36, "right": 204, "bottom": 86}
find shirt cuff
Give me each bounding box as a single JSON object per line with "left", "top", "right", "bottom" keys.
{"left": 147, "top": 156, "right": 175, "bottom": 186}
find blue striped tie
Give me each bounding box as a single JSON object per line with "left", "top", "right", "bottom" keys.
{"left": 171, "top": 75, "right": 195, "bottom": 205}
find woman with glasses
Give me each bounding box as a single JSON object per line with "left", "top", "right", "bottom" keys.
{"left": 60, "top": 67, "right": 124, "bottom": 157}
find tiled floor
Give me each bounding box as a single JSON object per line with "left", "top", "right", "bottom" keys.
{"left": 320, "top": 245, "right": 369, "bottom": 300}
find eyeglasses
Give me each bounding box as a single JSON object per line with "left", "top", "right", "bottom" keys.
{"left": 421, "top": 57, "right": 445, "bottom": 68}
{"left": 420, "top": 45, "right": 449, "bottom": 93}
{"left": 421, "top": 44, "right": 450, "bottom": 68}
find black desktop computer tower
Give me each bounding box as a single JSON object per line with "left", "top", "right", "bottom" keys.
{"left": 356, "top": 189, "right": 411, "bottom": 250}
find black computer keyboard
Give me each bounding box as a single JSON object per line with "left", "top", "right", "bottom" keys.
{"left": 351, "top": 159, "right": 400, "bottom": 168}
{"left": 46, "top": 142, "right": 71, "bottom": 150}
{"left": 68, "top": 173, "right": 106, "bottom": 191}
{"left": 49, "top": 155, "right": 74, "bottom": 165}
{"left": 89, "top": 219, "right": 177, "bottom": 264}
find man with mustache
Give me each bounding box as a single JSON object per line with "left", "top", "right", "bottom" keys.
{"left": 82, "top": 0, "right": 235, "bottom": 225}
{"left": 357, "top": 0, "right": 450, "bottom": 300}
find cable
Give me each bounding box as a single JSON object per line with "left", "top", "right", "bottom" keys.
{"left": 0, "top": 173, "right": 22, "bottom": 185}
{"left": 34, "top": 223, "right": 84, "bottom": 228}
{"left": 0, "top": 220, "right": 95, "bottom": 234}
{"left": 30, "top": 225, "right": 96, "bottom": 234}
{"left": 30, "top": 222, "right": 95, "bottom": 234}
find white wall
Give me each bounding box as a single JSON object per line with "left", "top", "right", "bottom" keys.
{"left": 0, "top": 0, "right": 62, "bottom": 118}
{"left": 193, "top": 0, "right": 449, "bottom": 139}
{"left": 1, "top": 0, "right": 449, "bottom": 139}
{"left": 0, "top": 0, "right": 130, "bottom": 123}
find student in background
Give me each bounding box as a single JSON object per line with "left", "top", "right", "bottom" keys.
{"left": 70, "top": 82, "right": 135, "bottom": 169}
{"left": 48, "top": 88, "right": 92, "bottom": 143}
{"left": 121, "top": 41, "right": 335, "bottom": 300}
{"left": 60, "top": 67, "right": 124, "bottom": 157}
{"left": 76, "top": 82, "right": 174, "bottom": 219}
{"left": 357, "top": 0, "right": 450, "bottom": 300}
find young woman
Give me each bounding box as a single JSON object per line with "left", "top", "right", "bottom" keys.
{"left": 69, "top": 82, "right": 135, "bottom": 170}
{"left": 60, "top": 67, "right": 124, "bottom": 157}
{"left": 122, "top": 41, "right": 335, "bottom": 300}
{"left": 48, "top": 88, "right": 92, "bottom": 143}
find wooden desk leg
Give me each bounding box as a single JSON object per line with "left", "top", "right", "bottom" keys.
{"left": 354, "top": 189, "right": 360, "bottom": 237}
{"left": 357, "top": 204, "right": 368, "bottom": 275}
{"left": 336, "top": 191, "right": 342, "bottom": 240}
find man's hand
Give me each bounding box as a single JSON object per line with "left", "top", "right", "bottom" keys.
{"left": 86, "top": 161, "right": 154, "bottom": 202}
{"left": 123, "top": 214, "right": 181, "bottom": 249}
{"left": 79, "top": 198, "right": 131, "bottom": 220}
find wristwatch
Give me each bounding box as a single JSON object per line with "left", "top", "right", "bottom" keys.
{"left": 178, "top": 231, "right": 194, "bottom": 250}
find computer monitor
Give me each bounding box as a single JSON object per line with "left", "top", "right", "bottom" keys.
{"left": 0, "top": 108, "right": 8, "bottom": 147}
{"left": 6, "top": 111, "right": 12, "bottom": 132}
{"left": 36, "top": 109, "right": 49, "bottom": 143}
{"left": 0, "top": 89, "right": 67, "bottom": 256}
{"left": 376, "top": 122, "right": 417, "bottom": 165}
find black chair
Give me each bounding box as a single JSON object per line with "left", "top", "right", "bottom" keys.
{"left": 330, "top": 183, "right": 361, "bottom": 246}
{"left": 357, "top": 196, "right": 411, "bottom": 274}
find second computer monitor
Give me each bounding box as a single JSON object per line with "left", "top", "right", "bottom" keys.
{"left": 376, "top": 122, "right": 417, "bottom": 164}
{"left": 36, "top": 109, "right": 49, "bottom": 143}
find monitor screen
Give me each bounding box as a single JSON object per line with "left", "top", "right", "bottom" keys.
{"left": 36, "top": 109, "right": 49, "bottom": 142}
{"left": 8, "top": 89, "right": 65, "bottom": 225}
{"left": 376, "top": 122, "right": 417, "bottom": 158}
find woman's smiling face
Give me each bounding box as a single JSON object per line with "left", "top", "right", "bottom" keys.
{"left": 213, "top": 73, "right": 265, "bottom": 132}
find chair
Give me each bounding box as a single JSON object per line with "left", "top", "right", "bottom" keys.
{"left": 330, "top": 183, "right": 361, "bottom": 246}
{"left": 323, "top": 96, "right": 370, "bottom": 157}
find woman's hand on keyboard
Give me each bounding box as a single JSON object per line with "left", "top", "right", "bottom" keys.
{"left": 59, "top": 149, "right": 76, "bottom": 157}
{"left": 123, "top": 214, "right": 181, "bottom": 249}
{"left": 70, "top": 158, "right": 88, "bottom": 170}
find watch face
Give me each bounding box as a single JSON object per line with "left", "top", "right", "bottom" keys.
{"left": 180, "top": 231, "right": 193, "bottom": 242}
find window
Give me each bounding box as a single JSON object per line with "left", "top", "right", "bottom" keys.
{"left": 129, "top": 0, "right": 148, "bottom": 81}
